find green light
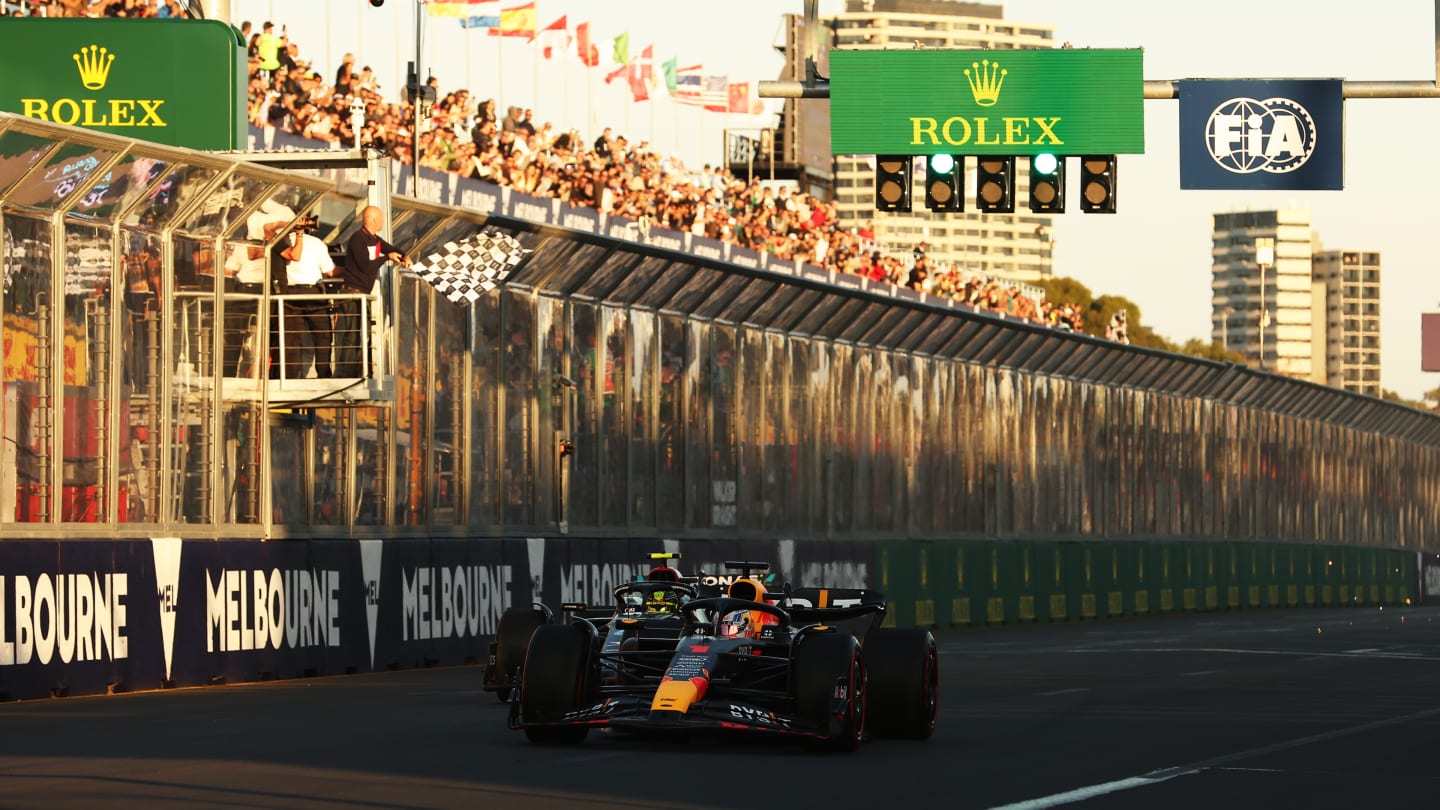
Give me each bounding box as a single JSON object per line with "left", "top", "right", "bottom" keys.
{"left": 930, "top": 154, "right": 954, "bottom": 174}
{"left": 1034, "top": 153, "right": 1058, "bottom": 175}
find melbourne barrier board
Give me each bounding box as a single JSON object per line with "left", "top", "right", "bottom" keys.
{"left": 0, "top": 537, "right": 872, "bottom": 701}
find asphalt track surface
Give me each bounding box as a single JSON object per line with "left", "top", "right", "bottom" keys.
{"left": 5, "top": 607, "right": 1440, "bottom": 809}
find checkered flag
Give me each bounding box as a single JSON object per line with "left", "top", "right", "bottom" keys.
{"left": 408, "top": 229, "right": 530, "bottom": 303}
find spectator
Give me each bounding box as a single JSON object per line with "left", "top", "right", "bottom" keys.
{"left": 1106, "top": 311, "right": 1130, "bottom": 344}
{"left": 471, "top": 119, "right": 496, "bottom": 153}
{"left": 500, "top": 105, "right": 522, "bottom": 132}
{"left": 356, "top": 66, "right": 380, "bottom": 95}
{"left": 335, "top": 52, "right": 356, "bottom": 89}
{"left": 256, "top": 21, "right": 282, "bottom": 77}
{"left": 279, "top": 40, "right": 300, "bottom": 74}
{"left": 468, "top": 99, "right": 494, "bottom": 135}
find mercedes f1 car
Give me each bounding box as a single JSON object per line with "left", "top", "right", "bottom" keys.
{"left": 483, "top": 552, "right": 695, "bottom": 701}
{"left": 508, "top": 562, "right": 938, "bottom": 751}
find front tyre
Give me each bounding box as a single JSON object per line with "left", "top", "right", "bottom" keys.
{"left": 518, "top": 623, "right": 593, "bottom": 744}
{"left": 793, "top": 632, "right": 866, "bottom": 752}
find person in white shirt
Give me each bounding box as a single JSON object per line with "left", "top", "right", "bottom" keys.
{"left": 275, "top": 223, "right": 336, "bottom": 378}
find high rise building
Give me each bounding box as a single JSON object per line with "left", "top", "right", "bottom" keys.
{"left": 771, "top": 0, "right": 1058, "bottom": 282}
{"left": 1312, "top": 250, "right": 1382, "bottom": 397}
{"left": 1210, "top": 209, "right": 1316, "bottom": 380}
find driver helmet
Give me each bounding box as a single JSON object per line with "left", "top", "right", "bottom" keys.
{"left": 719, "top": 609, "right": 776, "bottom": 639}
{"left": 644, "top": 589, "right": 679, "bottom": 614}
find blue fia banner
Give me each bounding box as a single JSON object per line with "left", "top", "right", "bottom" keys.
{"left": 1179, "top": 80, "right": 1343, "bottom": 190}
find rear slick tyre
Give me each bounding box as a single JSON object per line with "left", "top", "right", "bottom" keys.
{"left": 863, "top": 628, "right": 938, "bottom": 739}
{"left": 493, "top": 607, "right": 547, "bottom": 702}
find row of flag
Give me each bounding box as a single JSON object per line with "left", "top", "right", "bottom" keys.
{"left": 424, "top": 0, "right": 763, "bottom": 114}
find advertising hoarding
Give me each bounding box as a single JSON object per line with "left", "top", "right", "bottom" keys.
{"left": 830, "top": 48, "right": 1145, "bottom": 156}
{"left": 0, "top": 18, "right": 245, "bottom": 151}
{"left": 1179, "top": 79, "right": 1343, "bottom": 190}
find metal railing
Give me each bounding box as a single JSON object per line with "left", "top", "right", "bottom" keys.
{"left": 176, "top": 289, "right": 375, "bottom": 386}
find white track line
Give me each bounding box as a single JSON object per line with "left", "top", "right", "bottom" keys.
{"left": 1068, "top": 647, "right": 1440, "bottom": 662}
{"left": 987, "top": 705, "right": 1440, "bottom": 810}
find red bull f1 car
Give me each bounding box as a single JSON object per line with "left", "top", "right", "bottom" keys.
{"left": 508, "top": 561, "right": 938, "bottom": 751}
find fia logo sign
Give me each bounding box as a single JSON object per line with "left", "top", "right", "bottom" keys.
{"left": 1205, "top": 97, "right": 1316, "bottom": 175}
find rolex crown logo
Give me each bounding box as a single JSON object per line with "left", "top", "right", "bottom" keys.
{"left": 73, "top": 44, "right": 115, "bottom": 91}
{"left": 964, "top": 59, "right": 1006, "bottom": 107}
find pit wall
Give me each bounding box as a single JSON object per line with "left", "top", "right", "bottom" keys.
{"left": 0, "top": 537, "right": 1417, "bottom": 702}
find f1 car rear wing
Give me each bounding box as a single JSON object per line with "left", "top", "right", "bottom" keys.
{"left": 782, "top": 588, "right": 888, "bottom": 635}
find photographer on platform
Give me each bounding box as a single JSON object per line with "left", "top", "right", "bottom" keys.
{"left": 272, "top": 214, "right": 336, "bottom": 379}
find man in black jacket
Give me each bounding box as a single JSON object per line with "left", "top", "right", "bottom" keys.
{"left": 335, "top": 205, "right": 409, "bottom": 377}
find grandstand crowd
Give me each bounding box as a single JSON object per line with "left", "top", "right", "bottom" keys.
{"left": 7, "top": 0, "right": 1095, "bottom": 335}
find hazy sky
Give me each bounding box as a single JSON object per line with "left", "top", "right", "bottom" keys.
{"left": 234, "top": 0, "right": 1439, "bottom": 398}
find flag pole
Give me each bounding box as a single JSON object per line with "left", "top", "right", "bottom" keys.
{"left": 394, "top": 8, "right": 403, "bottom": 111}
{"left": 726, "top": 107, "right": 733, "bottom": 179}
{"left": 427, "top": 8, "right": 438, "bottom": 84}
{"left": 324, "top": 0, "right": 332, "bottom": 83}
{"left": 413, "top": 1, "right": 422, "bottom": 191}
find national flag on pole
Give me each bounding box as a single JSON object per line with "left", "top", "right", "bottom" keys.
{"left": 487, "top": 2, "right": 536, "bottom": 39}
{"left": 409, "top": 230, "right": 531, "bottom": 304}
{"left": 459, "top": 14, "right": 500, "bottom": 30}
{"left": 629, "top": 72, "right": 650, "bottom": 102}
{"left": 575, "top": 21, "right": 600, "bottom": 67}
{"left": 702, "top": 75, "right": 728, "bottom": 112}
{"left": 604, "top": 32, "right": 630, "bottom": 83}
{"left": 536, "top": 15, "right": 570, "bottom": 59}
{"left": 674, "top": 64, "right": 703, "bottom": 106}
{"left": 728, "top": 81, "right": 755, "bottom": 114}
{"left": 628, "top": 49, "right": 651, "bottom": 102}
{"left": 638, "top": 45, "right": 654, "bottom": 86}
{"left": 661, "top": 57, "right": 678, "bottom": 94}
{"left": 431, "top": 0, "right": 493, "bottom": 18}
{"left": 611, "top": 32, "right": 629, "bottom": 66}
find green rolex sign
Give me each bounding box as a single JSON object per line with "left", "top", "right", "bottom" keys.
{"left": 0, "top": 18, "right": 245, "bottom": 151}
{"left": 830, "top": 48, "right": 1145, "bottom": 156}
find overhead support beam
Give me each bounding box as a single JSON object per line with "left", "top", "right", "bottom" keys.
{"left": 757, "top": 79, "right": 831, "bottom": 98}
{"left": 763, "top": 0, "right": 1440, "bottom": 102}
{"left": 761, "top": 79, "right": 1440, "bottom": 100}
{"left": 233, "top": 149, "right": 370, "bottom": 170}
